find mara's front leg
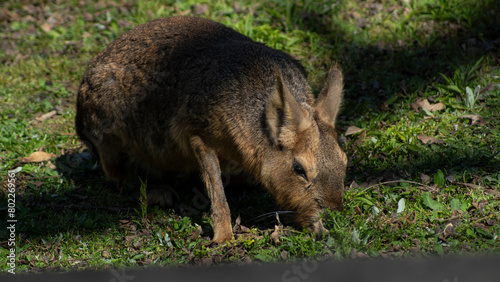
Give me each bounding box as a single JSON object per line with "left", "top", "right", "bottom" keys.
{"left": 188, "top": 135, "right": 233, "bottom": 244}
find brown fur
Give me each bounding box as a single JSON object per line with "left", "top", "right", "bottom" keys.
{"left": 75, "top": 16, "right": 347, "bottom": 243}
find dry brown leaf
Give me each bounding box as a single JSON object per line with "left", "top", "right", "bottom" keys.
{"left": 486, "top": 219, "right": 498, "bottom": 226}
{"left": 47, "top": 161, "right": 57, "bottom": 170}
{"left": 102, "top": 250, "right": 111, "bottom": 258}
{"left": 189, "top": 225, "right": 202, "bottom": 240}
{"left": 417, "top": 134, "right": 445, "bottom": 144}
{"left": 233, "top": 214, "right": 243, "bottom": 233}
{"left": 20, "top": 151, "right": 55, "bottom": 163}
{"left": 132, "top": 239, "right": 143, "bottom": 249}
{"left": 442, "top": 222, "right": 457, "bottom": 238}
{"left": 445, "top": 174, "right": 456, "bottom": 182}
{"left": 119, "top": 220, "right": 137, "bottom": 231}
{"left": 428, "top": 102, "right": 445, "bottom": 111}
{"left": 410, "top": 99, "right": 445, "bottom": 112}
{"left": 462, "top": 114, "right": 486, "bottom": 126}
{"left": 356, "top": 252, "right": 370, "bottom": 259}
{"left": 345, "top": 125, "right": 364, "bottom": 136}
{"left": 280, "top": 250, "right": 288, "bottom": 261}
{"left": 420, "top": 174, "right": 431, "bottom": 185}
{"left": 192, "top": 3, "right": 209, "bottom": 15}
{"left": 270, "top": 225, "right": 280, "bottom": 244}
{"left": 483, "top": 188, "right": 500, "bottom": 199}
{"left": 1, "top": 40, "right": 19, "bottom": 56}
{"left": 125, "top": 235, "right": 140, "bottom": 244}
{"left": 32, "top": 181, "right": 45, "bottom": 188}
{"left": 474, "top": 222, "right": 489, "bottom": 231}
{"left": 239, "top": 225, "right": 250, "bottom": 233}
{"left": 40, "top": 22, "right": 51, "bottom": 33}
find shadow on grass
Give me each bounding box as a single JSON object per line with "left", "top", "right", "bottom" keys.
{"left": 5, "top": 150, "right": 282, "bottom": 241}
{"left": 291, "top": 0, "right": 500, "bottom": 180}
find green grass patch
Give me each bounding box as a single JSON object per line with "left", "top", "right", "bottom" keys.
{"left": 1, "top": 0, "right": 499, "bottom": 273}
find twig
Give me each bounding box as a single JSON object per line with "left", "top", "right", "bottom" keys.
{"left": 472, "top": 215, "right": 500, "bottom": 225}
{"left": 359, "top": 180, "right": 436, "bottom": 194}
{"left": 437, "top": 214, "right": 463, "bottom": 222}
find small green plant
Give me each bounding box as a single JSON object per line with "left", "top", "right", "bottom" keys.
{"left": 464, "top": 85, "right": 481, "bottom": 110}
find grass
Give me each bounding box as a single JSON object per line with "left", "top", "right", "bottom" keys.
{"left": 1, "top": 0, "right": 499, "bottom": 273}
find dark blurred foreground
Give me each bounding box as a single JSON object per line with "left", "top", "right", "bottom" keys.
{"left": 2, "top": 255, "right": 499, "bottom": 282}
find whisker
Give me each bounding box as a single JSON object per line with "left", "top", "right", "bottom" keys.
{"left": 243, "top": 210, "right": 321, "bottom": 227}
{"left": 245, "top": 211, "right": 297, "bottom": 225}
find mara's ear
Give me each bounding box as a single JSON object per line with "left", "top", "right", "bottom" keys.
{"left": 315, "top": 64, "right": 344, "bottom": 128}
{"left": 266, "top": 68, "right": 311, "bottom": 147}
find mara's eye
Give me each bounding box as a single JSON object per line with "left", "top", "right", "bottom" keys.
{"left": 293, "top": 160, "right": 308, "bottom": 181}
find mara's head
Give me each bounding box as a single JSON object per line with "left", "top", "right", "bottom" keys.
{"left": 261, "top": 64, "right": 347, "bottom": 234}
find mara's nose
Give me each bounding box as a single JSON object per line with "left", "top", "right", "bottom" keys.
{"left": 327, "top": 197, "right": 344, "bottom": 212}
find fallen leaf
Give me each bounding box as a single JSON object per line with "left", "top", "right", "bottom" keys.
{"left": 429, "top": 103, "right": 446, "bottom": 111}
{"left": 345, "top": 125, "right": 364, "bottom": 136}
{"left": 486, "top": 219, "right": 498, "bottom": 226}
{"left": 349, "top": 180, "right": 360, "bottom": 189}
{"left": 474, "top": 222, "right": 489, "bottom": 231}
{"left": 31, "top": 181, "right": 45, "bottom": 188}
{"left": 420, "top": 174, "right": 431, "bottom": 184}
{"left": 125, "top": 234, "right": 139, "bottom": 244}
{"left": 270, "top": 225, "right": 280, "bottom": 244}
{"left": 472, "top": 200, "right": 486, "bottom": 213}
{"left": 417, "top": 134, "right": 445, "bottom": 144}
{"left": 132, "top": 239, "right": 143, "bottom": 249}
{"left": 456, "top": 182, "right": 481, "bottom": 189}
{"left": 445, "top": 174, "right": 456, "bottom": 182}
{"left": 36, "top": 110, "right": 57, "bottom": 121}
{"left": 356, "top": 252, "right": 370, "bottom": 259}
{"left": 233, "top": 214, "right": 251, "bottom": 233}
{"left": 355, "top": 17, "right": 368, "bottom": 28}
{"left": 40, "top": 22, "right": 51, "bottom": 33}
{"left": 397, "top": 198, "right": 406, "bottom": 214}
{"left": 483, "top": 188, "right": 500, "bottom": 199}
{"left": 442, "top": 222, "right": 457, "bottom": 238}
{"left": 280, "top": 250, "right": 288, "bottom": 261}
{"left": 461, "top": 114, "right": 486, "bottom": 126}
{"left": 189, "top": 225, "right": 202, "bottom": 240}
{"left": 232, "top": 3, "right": 244, "bottom": 13}
{"left": 338, "top": 134, "right": 347, "bottom": 144}
{"left": 233, "top": 214, "right": 241, "bottom": 232}
{"left": 192, "top": 3, "right": 208, "bottom": 15}
{"left": 119, "top": 220, "right": 137, "bottom": 231}
{"left": 200, "top": 257, "right": 213, "bottom": 267}
{"left": 1, "top": 39, "right": 19, "bottom": 56}
{"left": 239, "top": 225, "right": 251, "bottom": 233}
{"left": 47, "top": 161, "right": 57, "bottom": 170}
{"left": 20, "top": 151, "right": 55, "bottom": 163}
{"left": 410, "top": 98, "right": 445, "bottom": 112}
{"left": 140, "top": 259, "right": 152, "bottom": 266}
{"left": 54, "top": 105, "right": 64, "bottom": 114}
